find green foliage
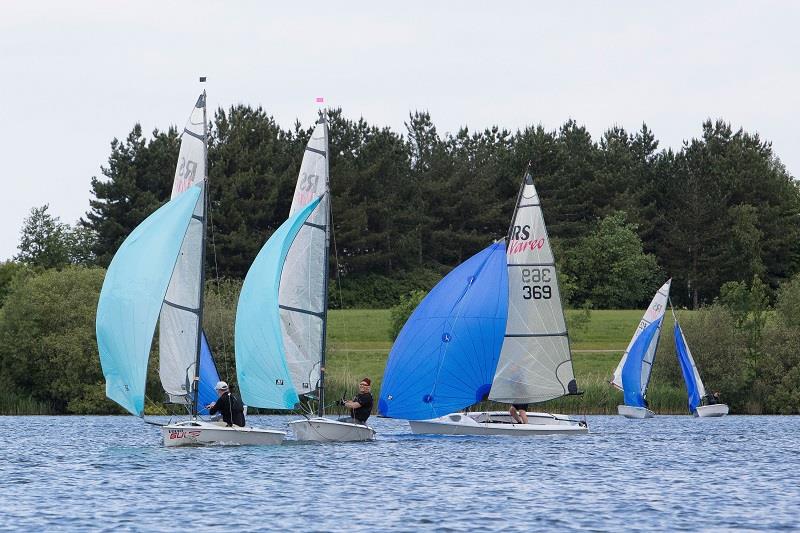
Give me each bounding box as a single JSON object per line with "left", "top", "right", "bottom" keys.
{"left": 0, "top": 261, "right": 32, "bottom": 308}
{"left": 389, "top": 289, "right": 427, "bottom": 340}
{"left": 564, "top": 212, "right": 662, "bottom": 308}
{"left": 0, "top": 267, "right": 121, "bottom": 414}
{"left": 15, "top": 205, "right": 96, "bottom": 269}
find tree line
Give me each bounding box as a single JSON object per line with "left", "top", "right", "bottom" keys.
{"left": 71, "top": 107, "right": 798, "bottom": 309}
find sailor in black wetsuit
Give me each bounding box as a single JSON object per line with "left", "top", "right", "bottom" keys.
{"left": 206, "top": 381, "right": 246, "bottom": 427}
{"left": 338, "top": 377, "right": 373, "bottom": 425}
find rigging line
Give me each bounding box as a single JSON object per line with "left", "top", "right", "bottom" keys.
{"left": 207, "top": 199, "right": 232, "bottom": 385}
{"left": 329, "top": 203, "right": 351, "bottom": 383}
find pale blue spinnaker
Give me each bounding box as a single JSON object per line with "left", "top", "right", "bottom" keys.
{"left": 621, "top": 317, "right": 663, "bottom": 408}
{"left": 235, "top": 196, "right": 323, "bottom": 409}
{"left": 674, "top": 322, "right": 706, "bottom": 414}
{"left": 378, "top": 242, "right": 509, "bottom": 420}
{"left": 97, "top": 185, "right": 203, "bottom": 416}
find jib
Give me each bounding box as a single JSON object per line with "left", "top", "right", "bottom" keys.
{"left": 511, "top": 225, "right": 530, "bottom": 240}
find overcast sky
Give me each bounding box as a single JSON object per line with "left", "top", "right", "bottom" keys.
{"left": 2, "top": 1, "right": 798, "bottom": 261}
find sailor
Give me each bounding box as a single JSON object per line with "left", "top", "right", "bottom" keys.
{"left": 206, "top": 381, "right": 246, "bottom": 427}
{"left": 706, "top": 391, "right": 721, "bottom": 405}
{"left": 337, "top": 377, "right": 373, "bottom": 425}
{"left": 509, "top": 403, "right": 529, "bottom": 424}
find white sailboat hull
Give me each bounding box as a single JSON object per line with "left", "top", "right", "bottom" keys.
{"left": 162, "top": 420, "right": 286, "bottom": 447}
{"left": 288, "top": 417, "right": 376, "bottom": 442}
{"left": 617, "top": 405, "right": 655, "bottom": 419}
{"left": 695, "top": 404, "right": 729, "bottom": 417}
{"left": 408, "top": 411, "right": 588, "bottom": 436}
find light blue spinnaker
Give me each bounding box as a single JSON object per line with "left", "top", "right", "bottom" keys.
{"left": 236, "top": 196, "right": 322, "bottom": 409}
{"left": 621, "top": 317, "right": 663, "bottom": 408}
{"left": 197, "top": 331, "right": 221, "bottom": 416}
{"left": 379, "top": 242, "right": 509, "bottom": 420}
{"left": 674, "top": 322, "right": 706, "bottom": 414}
{"left": 97, "top": 185, "right": 203, "bottom": 416}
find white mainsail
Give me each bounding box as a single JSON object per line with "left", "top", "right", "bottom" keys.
{"left": 158, "top": 93, "right": 207, "bottom": 403}
{"left": 489, "top": 173, "right": 577, "bottom": 403}
{"left": 278, "top": 119, "right": 330, "bottom": 396}
{"left": 611, "top": 279, "right": 672, "bottom": 394}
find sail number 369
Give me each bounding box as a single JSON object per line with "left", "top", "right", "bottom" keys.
{"left": 521, "top": 267, "right": 552, "bottom": 300}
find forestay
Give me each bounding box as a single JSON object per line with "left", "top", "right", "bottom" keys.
{"left": 674, "top": 322, "right": 706, "bottom": 413}
{"left": 611, "top": 279, "right": 671, "bottom": 393}
{"left": 236, "top": 197, "right": 323, "bottom": 409}
{"left": 158, "top": 93, "right": 208, "bottom": 403}
{"left": 97, "top": 186, "right": 202, "bottom": 416}
{"left": 279, "top": 119, "right": 329, "bottom": 396}
{"left": 489, "top": 173, "right": 577, "bottom": 403}
{"left": 379, "top": 243, "right": 509, "bottom": 421}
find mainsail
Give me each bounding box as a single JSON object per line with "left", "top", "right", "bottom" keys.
{"left": 379, "top": 243, "right": 509, "bottom": 420}
{"left": 489, "top": 173, "right": 578, "bottom": 403}
{"left": 612, "top": 279, "right": 671, "bottom": 402}
{"left": 97, "top": 186, "right": 203, "bottom": 416}
{"left": 236, "top": 197, "right": 323, "bottom": 409}
{"left": 673, "top": 319, "right": 706, "bottom": 413}
{"left": 158, "top": 93, "right": 208, "bottom": 405}
{"left": 278, "top": 118, "right": 330, "bottom": 397}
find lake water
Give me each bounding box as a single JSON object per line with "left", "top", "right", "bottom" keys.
{"left": 1, "top": 414, "right": 798, "bottom": 531}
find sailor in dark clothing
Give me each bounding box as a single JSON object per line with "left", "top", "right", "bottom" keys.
{"left": 706, "top": 391, "right": 721, "bottom": 405}
{"left": 206, "top": 381, "right": 246, "bottom": 427}
{"left": 337, "top": 377, "right": 373, "bottom": 425}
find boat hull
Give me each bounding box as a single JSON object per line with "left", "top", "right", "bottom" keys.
{"left": 695, "top": 404, "right": 729, "bottom": 417}
{"left": 408, "top": 411, "right": 588, "bottom": 436}
{"left": 617, "top": 405, "right": 655, "bottom": 419}
{"left": 288, "top": 417, "right": 376, "bottom": 442}
{"left": 162, "top": 420, "right": 286, "bottom": 447}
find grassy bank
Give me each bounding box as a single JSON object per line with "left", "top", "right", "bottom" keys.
{"left": 325, "top": 308, "right": 691, "bottom": 415}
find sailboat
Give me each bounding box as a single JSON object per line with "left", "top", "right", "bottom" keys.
{"left": 97, "top": 89, "right": 285, "bottom": 447}
{"left": 236, "top": 115, "right": 375, "bottom": 442}
{"left": 379, "top": 172, "right": 587, "bottom": 436}
{"left": 611, "top": 279, "right": 671, "bottom": 419}
{"left": 672, "top": 308, "right": 729, "bottom": 417}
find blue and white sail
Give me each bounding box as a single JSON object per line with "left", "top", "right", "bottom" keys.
{"left": 379, "top": 242, "right": 509, "bottom": 420}
{"left": 196, "top": 331, "right": 221, "bottom": 416}
{"left": 612, "top": 279, "right": 671, "bottom": 405}
{"left": 279, "top": 118, "right": 330, "bottom": 397}
{"left": 673, "top": 318, "right": 706, "bottom": 414}
{"left": 489, "top": 173, "right": 578, "bottom": 403}
{"left": 158, "top": 93, "right": 208, "bottom": 404}
{"left": 236, "top": 197, "right": 323, "bottom": 409}
{"left": 97, "top": 186, "right": 203, "bottom": 416}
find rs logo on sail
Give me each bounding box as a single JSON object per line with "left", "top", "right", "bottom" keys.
{"left": 508, "top": 225, "right": 545, "bottom": 254}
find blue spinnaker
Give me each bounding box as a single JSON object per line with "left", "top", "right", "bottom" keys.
{"left": 197, "top": 331, "right": 221, "bottom": 416}
{"left": 621, "top": 317, "right": 662, "bottom": 408}
{"left": 674, "top": 323, "right": 702, "bottom": 413}
{"left": 235, "top": 197, "right": 322, "bottom": 409}
{"left": 97, "top": 185, "right": 202, "bottom": 417}
{"left": 379, "top": 242, "right": 509, "bottom": 420}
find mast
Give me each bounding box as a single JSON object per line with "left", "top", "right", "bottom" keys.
{"left": 318, "top": 114, "right": 331, "bottom": 417}
{"left": 191, "top": 81, "right": 208, "bottom": 418}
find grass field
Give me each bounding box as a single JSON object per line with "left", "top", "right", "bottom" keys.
{"left": 324, "top": 308, "right": 690, "bottom": 415}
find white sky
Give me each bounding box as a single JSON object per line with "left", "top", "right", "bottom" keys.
{"left": 1, "top": 1, "right": 798, "bottom": 261}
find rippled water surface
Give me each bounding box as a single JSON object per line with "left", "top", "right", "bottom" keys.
{"left": 2, "top": 415, "right": 798, "bottom": 531}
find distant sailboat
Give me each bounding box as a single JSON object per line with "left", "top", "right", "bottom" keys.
{"left": 235, "top": 115, "right": 375, "bottom": 442}
{"left": 97, "top": 89, "right": 285, "bottom": 446}
{"left": 672, "top": 308, "right": 729, "bottom": 417}
{"left": 379, "top": 171, "right": 587, "bottom": 436}
{"left": 611, "top": 279, "right": 671, "bottom": 419}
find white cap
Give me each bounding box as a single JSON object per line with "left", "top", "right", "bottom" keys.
{"left": 215, "top": 381, "right": 229, "bottom": 391}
